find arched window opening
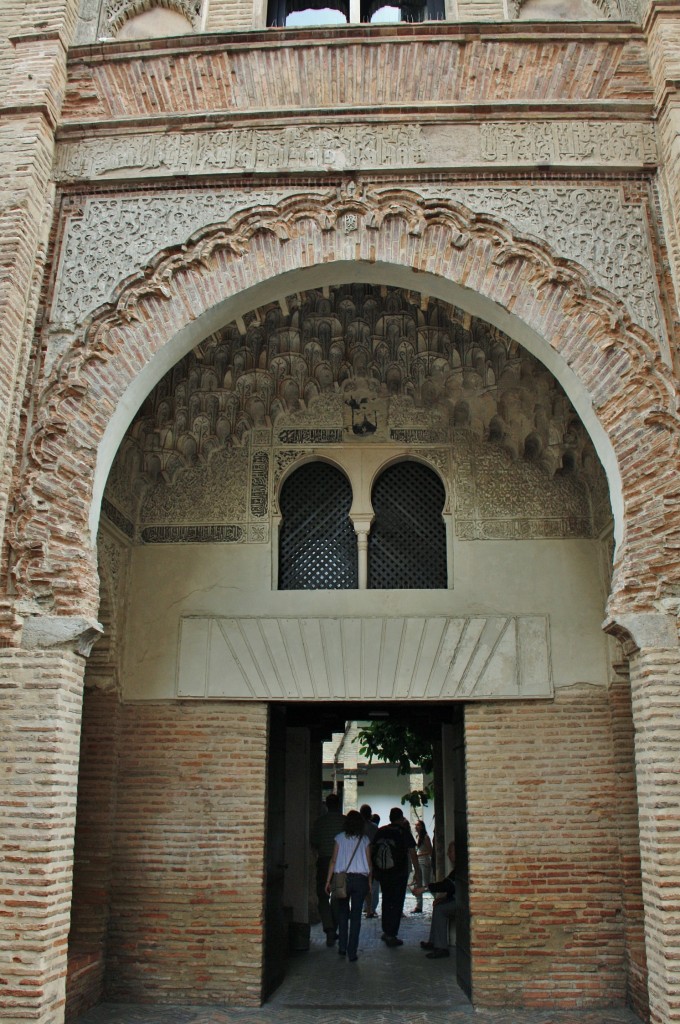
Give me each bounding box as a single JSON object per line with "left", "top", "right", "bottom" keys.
{"left": 369, "top": 5, "right": 402, "bottom": 20}
{"left": 285, "top": 6, "right": 347, "bottom": 22}
{"left": 361, "top": 0, "right": 445, "bottom": 20}
{"left": 267, "top": 0, "right": 348, "bottom": 25}
{"left": 368, "top": 461, "right": 447, "bottom": 589}
{"left": 279, "top": 463, "right": 357, "bottom": 590}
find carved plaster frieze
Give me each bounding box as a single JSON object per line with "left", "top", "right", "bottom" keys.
{"left": 49, "top": 182, "right": 664, "bottom": 355}
{"left": 50, "top": 188, "right": 305, "bottom": 342}
{"left": 456, "top": 516, "right": 592, "bottom": 540}
{"left": 416, "top": 184, "right": 664, "bottom": 339}
{"left": 53, "top": 121, "right": 656, "bottom": 185}
{"left": 139, "top": 523, "right": 245, "bottom": 543}
{"left": 478, "top": 122, "right": 655, "bottom": 166}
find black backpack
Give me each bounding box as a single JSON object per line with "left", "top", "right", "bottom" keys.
{"left": 372, "top": 828, "right": 407, "bottom": 876}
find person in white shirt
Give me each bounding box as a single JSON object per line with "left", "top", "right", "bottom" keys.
{"left": 325, "top": 810, "right": 373, "bottom": 962}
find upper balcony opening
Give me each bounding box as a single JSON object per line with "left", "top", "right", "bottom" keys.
{"left": 79, "top": 0, "right": 630, "bottom": 44}
{"left": 268, "top": 0, "right": 444, "bottom": 24}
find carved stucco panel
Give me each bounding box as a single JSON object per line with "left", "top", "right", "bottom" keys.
{"left": 49, "top": 188, "right": 306, "bottom": 345}
{"left": 416, "top": 184, "right": 663, "bottom": 339}
{"left": 139, "top": 445, "right": 249, "bottom": 525}
{"left": 53, "top": 121, "right": 656, "bottom": 182}
{"left": 49, "top": 183, "right": 664, "bottom": 362}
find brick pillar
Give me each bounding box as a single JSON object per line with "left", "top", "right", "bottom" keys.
{"left": 0, "top": 648, "right": 86, "bottom": 1024}
{"left": 627, "top": 636, "right": 680, "bottom": 1024}
{"left": 0, "top": 1, "right": 80, "bottom": 557}
{"left": 645, "top": 0, "right": 680, "bottom": 307}
{"left": 608, "top": 666, "right": 648, "bottom": 1019}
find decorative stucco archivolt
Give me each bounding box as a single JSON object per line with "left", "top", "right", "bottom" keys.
{"left": 50, "top": 184, "right": 664, "bottom": 346}
{"left": 12, "top": 184, "right": 679, "bottom": 624}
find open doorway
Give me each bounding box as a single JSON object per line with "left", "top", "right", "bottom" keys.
{"left": 263, "top": 700, "right": 470, "bottom": 1004}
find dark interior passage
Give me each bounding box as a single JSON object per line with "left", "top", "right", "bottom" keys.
{"left": 264, "top": 701, "right": 470, "bottom": 1002}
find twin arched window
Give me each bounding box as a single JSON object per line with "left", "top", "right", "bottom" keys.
{"left": 279, "top": 460, "right": 447, "bottom": 590}
{"left": 267, "top": 0, "right": 445, "bottom": 25}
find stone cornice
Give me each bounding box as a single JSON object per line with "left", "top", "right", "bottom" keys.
{"left": 55, "top": 104, "right": 657, "bottom": 138}
{"left": 66, "top": 20, "right": 648, "bottom": 63}
{"left": 0, "top": 103, "right": 59, "bottom": 131}
{"left": 642, "top": 0, "right": 680, "bottom": 33}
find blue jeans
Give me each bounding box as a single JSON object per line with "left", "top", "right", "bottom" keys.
{"left": 335, "top": 873, "right": 369, "bottom": 958}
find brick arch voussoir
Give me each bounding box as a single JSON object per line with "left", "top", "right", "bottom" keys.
{"left": 10, "top": 186, "right": 679, "bottom": 622}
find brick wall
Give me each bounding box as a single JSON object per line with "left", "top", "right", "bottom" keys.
{"left": 104, "top": 700, "right": 268, "bottom": 1004}
{"left": 205, "top": 0, "right": 257, "bottom": 30}
{"left": 0, "top": 650, "right": 86, "bottom": 1024}
{"left": 0, "top": 1, "right": 79, "bottom": 560}
{"left": 465, "top": 684, "right": 643, "bottom": 1010}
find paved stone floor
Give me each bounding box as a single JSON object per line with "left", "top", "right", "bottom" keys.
{"left": 77, "top": 894, "right": 642, "bottom": 1024}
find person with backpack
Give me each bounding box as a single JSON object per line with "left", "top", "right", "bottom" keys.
{"left": 371, "top": 807, "right": 422, "bottom": 947}
{"left": 411, "top": 819, "right": 433, "bottom": 913}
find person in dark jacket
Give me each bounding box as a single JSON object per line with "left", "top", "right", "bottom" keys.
{"left": 414, "top": 840, "right": 456, "bottom": 959}
{"left": 372, "top": 807, "right": 422, "bottom": 946}
{"left": 310, "top": 793, "right": 345, "bottom": 945}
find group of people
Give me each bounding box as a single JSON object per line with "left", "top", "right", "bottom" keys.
{"left": 310, "top": 794, "right": 456, "bottom": 964}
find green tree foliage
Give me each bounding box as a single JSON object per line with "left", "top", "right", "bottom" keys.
{"left": 357, "top": 721, "right": 434, "bottom": 808}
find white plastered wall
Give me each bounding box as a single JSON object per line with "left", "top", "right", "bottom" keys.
{"left": 121, "top": 535, "right": 609, "bottom": 700}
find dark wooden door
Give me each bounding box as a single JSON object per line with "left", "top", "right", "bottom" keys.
{"left": 452, "top": 706, "right": 472, "bottom": 999}
{"left": 264, "top": 704, "right": 288, "bottom": 997}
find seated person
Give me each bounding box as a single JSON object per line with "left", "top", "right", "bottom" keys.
{"left": 413, "top": 839, "right": 455, "bottom": 959}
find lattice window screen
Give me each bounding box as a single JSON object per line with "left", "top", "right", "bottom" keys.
{"left": 279, "top": 463, "right": 358, "bottom": 590}
{"left": 368, "top": 462, "right": 447, "bottom": 589}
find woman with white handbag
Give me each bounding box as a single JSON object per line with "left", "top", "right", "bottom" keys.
{"left": 325, "top": 809, "right": 373, "bottom": 962}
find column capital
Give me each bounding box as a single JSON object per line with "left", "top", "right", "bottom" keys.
{"left": 351, "top": 513, "right": 374, "bottom": 537}
{"left": 21, "top": 614, "right": 103, "bottom": 657}
{"left": 603, "top": 608, "right": 679, "bottom": 654}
